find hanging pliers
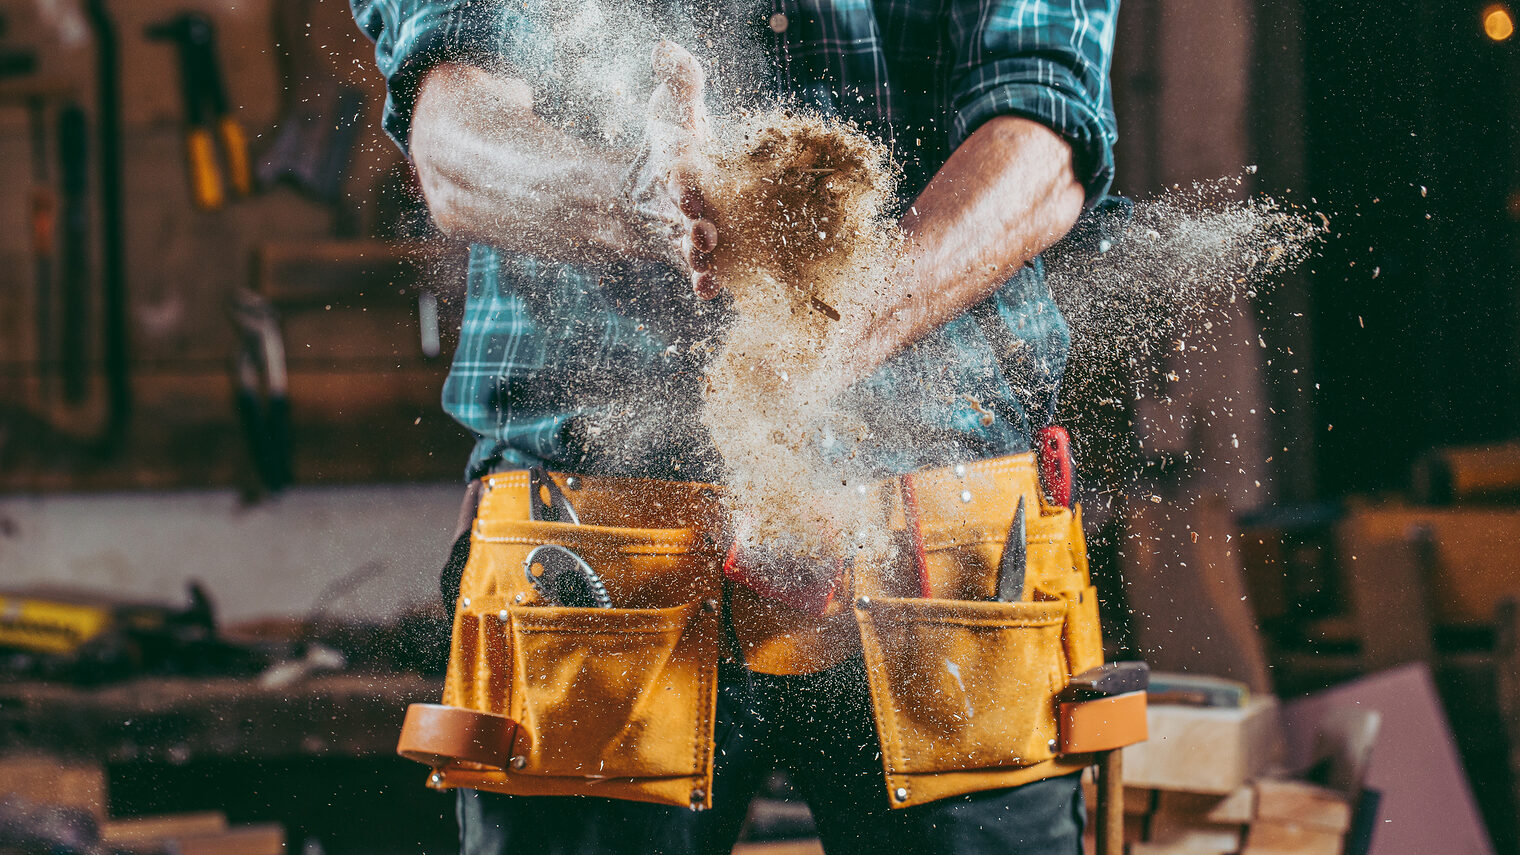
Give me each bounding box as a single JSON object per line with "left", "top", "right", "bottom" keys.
{"left": 147, "top": 13, "right": 252, "bottom": 209}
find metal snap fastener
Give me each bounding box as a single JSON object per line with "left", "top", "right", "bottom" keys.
{"left": 960, "top": 490, "right": 973, "bottom": 503}
{"left": 1048, "top": 738, "right": 1059, "bottom": 751}
{"left": 768, "top": 12, "right": 788, "bottom": 32}
{"left": 894, "top": 787, "right": 909, "bottom": 802}
{"left": 564, "top": 475, "right": 581, "bottom": 491}
{"left": 855, "top": 595, "right": 871, "bottom": 610}
{"left": 461, "top": 597, "right": 471, "bottom": 608}
{"left": 429, "top": 771, "right": 443, "bottom": 785}
{"left": 510, "top": 756, "right": 526, "bottom": 770}
{"left": 498, "top": 609, "right": 509, "bottom": 622}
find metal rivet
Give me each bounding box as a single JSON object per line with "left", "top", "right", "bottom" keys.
{"left": 514, "top": 593, "right": 525, "bottom": 604}
{"left": 894, "top": 787, "right": 909, "bottom": 802}
{"left": 702, "top": 598, "right": 719, "bottom": 613}
{"left": 429, "top": 772, "right": 443, "bottom": 785}
{"left": 564, "top": 475, "right": 581, "bottom": 491}
{"left": 855, "top": 595, "right": 872, "bottom": 610}
{"left": 768, "top": 12, "right": 788, "bottom": 32}
{"left": 461, "top": 597, "right": 471, "bottom": 608}
{"left": 498, "top": 609, "right": 509, "bottom": 622}
{"left": 960, "top": 490, "right": 973, "bottom": 503}
{"left": 1048, "top": 738, "right": 1059, "bottom": 751}
{"left": 954, "top": 464, "right": 966, "bottom": 477}
{"left": 510, "top": 756, "right": 526, "bottom": 770}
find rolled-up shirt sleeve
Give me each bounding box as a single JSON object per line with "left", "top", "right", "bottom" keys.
{"left": 350, "top": 0, "right": 551, "bottom": 154}
{"left": 947, "top": 0, "right": 1120, "bottom": 204}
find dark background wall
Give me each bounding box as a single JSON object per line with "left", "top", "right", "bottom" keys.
{"left": 1302, "top": 0, "right": 1519, "bottom": 496}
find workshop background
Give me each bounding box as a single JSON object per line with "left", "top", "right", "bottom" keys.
{"left": 0, "top": 0, "right": 1516, "bottom": 854}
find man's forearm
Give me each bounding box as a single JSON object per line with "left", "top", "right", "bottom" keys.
{"left": 410, "top": 63, "right": 641, "bottom": 262}
{"left": 852, "top": 116, "right": 1086, "bottom": 373}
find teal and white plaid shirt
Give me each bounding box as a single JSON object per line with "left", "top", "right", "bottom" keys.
{"left": 352, "top": 0, "right": 1120, "bottom": 481}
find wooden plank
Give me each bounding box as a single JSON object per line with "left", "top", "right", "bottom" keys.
{"left": 0, "top": 753, "right": 106, "bottom": 819}
{"left": 100, "top": 812, "right": 229, "bottom": 847}
{"left": 1155, "top": 785, "right": 1256, "bottom": 824}
{"left": 1123, "top": 698, "right": 1281, "bottom": 794}
{"left": 1339, "top": 503, "right": 1520, "bottom": 626}
{"left": 1147, "top": 812, "right": 1245, "bottom": 851}
{"left": 1241, "top": 820, "right": 1342, "bottom": 855}
{"left": 1336, "top": 513, "right": 1435, "bottom": 671}
{"left": 171, "top": 824, "right": 286, "bottom": 855}
{"left": 1130, "top": 844, "right": 1234, "bottom": 855}
{"left": 1413, "top": 441, "right": 1520, "bottom": 502}
{"left": 1253, "top": 779, "right": 1352, "bottom": 834}
{"left": 730, "top": 842, "right": 825, "bottom": 855}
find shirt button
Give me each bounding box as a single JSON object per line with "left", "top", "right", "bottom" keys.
{"left": 768, "top": 12, "right": 788, "bottom": 33}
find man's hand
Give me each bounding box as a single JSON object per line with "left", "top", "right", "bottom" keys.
{"left": 408, "top": 44, "right": 720, "bottom": 281}
{"left": 811, "top": 116, "right": 1087, "bottom": 399}
{"left": 625, "top": 41, "right": 721, "bottom": 297}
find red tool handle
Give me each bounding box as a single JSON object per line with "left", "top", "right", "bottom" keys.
{"left": 1038, "top": 426, "right": 1074, "bottom": 509}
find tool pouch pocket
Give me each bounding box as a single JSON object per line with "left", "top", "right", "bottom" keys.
{"left": 438, "top": 515, "right": 722, "bottom": 808}
{"left": 508, "top": 600, "right": 718, "bottom": 780}
{"left": 856, "top": 596, "right": 1069, "bottom": 781}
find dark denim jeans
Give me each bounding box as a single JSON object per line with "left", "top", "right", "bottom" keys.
{"left": 456, "top": 656, "right": 1085, "bottom": 855}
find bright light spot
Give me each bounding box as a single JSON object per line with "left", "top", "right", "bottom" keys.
{"left": 1484, "top": 4, "right": 1515, "bottom": 41}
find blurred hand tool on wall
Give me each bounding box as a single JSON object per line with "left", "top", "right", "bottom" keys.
{"left": 27, "top": 96, "right": 55, "bottom": 397}
{"left": 230, "top": 290, "right": 291, "bottom": 492}
{"left": 58, "top": 102, "right": 91, "bottom": 403}
{"left": 258, "top": 0, "right": 365, "bottom": 203}
{"left": 146, "top": 12, "right": 251, "bottom": 210}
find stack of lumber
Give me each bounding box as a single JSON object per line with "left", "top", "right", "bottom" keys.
{"left": 1080, "top": 686, "right": 1368, "bottom": 854}
{"left": 1081, "top": 775, "right": 1356, "bottom": 855}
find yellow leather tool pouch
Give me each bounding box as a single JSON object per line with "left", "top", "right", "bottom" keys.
{"left": 411, "top": 460, "right": 1106, "bottom": 811}
{"left": 855, "top": 457, "right": 1103, "bottom": 808}
{"left": 434, "top": 494, "right": 723, "bottom": 810}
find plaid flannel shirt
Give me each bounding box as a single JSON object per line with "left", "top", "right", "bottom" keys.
{"left": 352, "top": 0, "right": 1119, "bottom": 481}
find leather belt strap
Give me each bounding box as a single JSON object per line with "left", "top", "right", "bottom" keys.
{"left": 398, "top": 703, "right": 518, "bottom": 770}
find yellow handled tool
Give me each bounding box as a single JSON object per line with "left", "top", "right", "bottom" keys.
{"left": 148, "top": 13, "right": 251, "bottom": 209}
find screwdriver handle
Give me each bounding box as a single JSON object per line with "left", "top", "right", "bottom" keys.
{"left": 217, "top": 116, "right": 252, "bottom": 196}
{"left": 1038, "top": 425, "right": 1074, "bottom": 509}
{"left": 186, "top": 127, "right": 225, "bottom": 209}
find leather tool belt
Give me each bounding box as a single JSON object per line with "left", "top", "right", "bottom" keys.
{"left": 398, "top": 451, "right": 1128, "bottom": 810}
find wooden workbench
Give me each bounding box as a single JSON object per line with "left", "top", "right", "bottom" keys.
{"left": 0, "top": 672, "right": 438, "bottom": 764}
